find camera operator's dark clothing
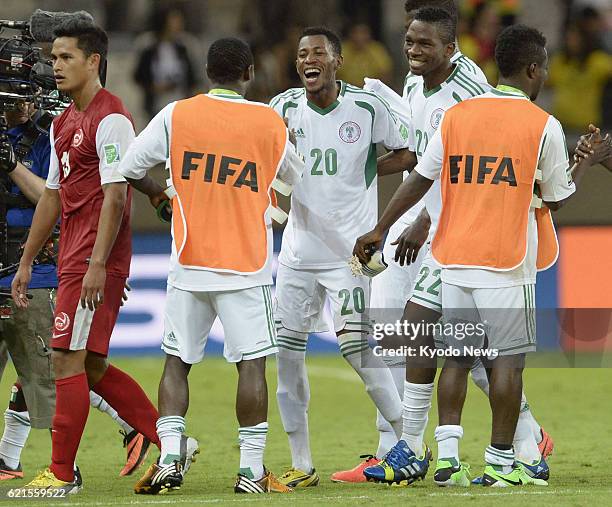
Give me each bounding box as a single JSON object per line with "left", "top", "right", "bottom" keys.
{"left": 0, "top": 123, "right": 57, "bottom": 289}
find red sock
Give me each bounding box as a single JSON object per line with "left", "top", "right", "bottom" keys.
{"left": 93, "top": 364, "right": 160, "bottom": 448}
{"left": 50, "top": 372, "right": 89, "bottom": 482}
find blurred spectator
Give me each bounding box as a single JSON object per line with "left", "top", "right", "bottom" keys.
{"left": 337, "top": 23, "right": 393, "bottom": 86}
{"left": 271, "top": 25, "right": 305, "bottom": 92}
{"left": 247, "top": 41, "right": 282, "bottom": 103}
{"left": 133, "top": 6, "right": 198, "bottom": 119}
{"left": 458, "top": 2, "right": 504, "bottom": 84}
{"left": 549, "top": 16, "right": 612, "bottom": 132}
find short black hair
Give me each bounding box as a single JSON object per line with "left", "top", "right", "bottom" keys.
{"left": 300, "top": 26, "right": 342, "bottom": 56}
{"left": 412, "top": 7, "right": 457, "bottom": 44}
{"left": 206, "top": 37, "right": 253, "bottom": 84}
{"left": 53, "top": 18, "right": 108, "bottom": 61}
{"left": 404, "top": 0, "right": 458, "bottom": 24}
{"left": 495, "top": 24, "right": 547, "bottom": 78}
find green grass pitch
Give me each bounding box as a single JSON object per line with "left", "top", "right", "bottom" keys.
{"left": 0, "top": 355, "right": 610, "bottom": 506}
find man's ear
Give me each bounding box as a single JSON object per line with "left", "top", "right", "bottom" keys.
{"left": 246, "top": 64, "right": 255, "bottom": 82}
{"left": 335, "top": 54, "right": 344, "bottom": 71}
{"left": 89, "top": 53, "right": 101, "bottom": 74}
{"left": 445, "top": 42, "right": 456, "bottom": 58}
{"left": 527, "top": 62, "right": 538, "bottom": 80}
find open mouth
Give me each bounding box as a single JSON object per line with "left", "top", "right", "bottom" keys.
{"left": 303, "top": 68, "right": 321, "bottom": 84}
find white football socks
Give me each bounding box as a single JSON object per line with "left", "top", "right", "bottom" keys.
{"left": 375, "top": 361, "right": 404, "bottom": 458}
{"left": 435, "top": 424, "right": 463, "bottom": 461}
{"left": 513, "top": 403, "right": 542, "bottom": 463}
{"left": 89, "top": 391, "right": 133, "bottom": 434}
{"left": 238, "top": 422, "right": 268, "bottom": 481}
{"left": 156, "top": 416, "right": 185, "bottom": 465}
{"left": 485, "top": 445, "right": 515, "bottom": 474}
{"left": 340, "top": 332, "right": 402, "bottom": 439}
{"left": 400, "top": 381, "right": 434, "bottom": 456}
{"left": 276, "top": 327, "right": 313, "bottom": 473}
{"left": 0, "top": 409, "right": 30, "bottom": 468}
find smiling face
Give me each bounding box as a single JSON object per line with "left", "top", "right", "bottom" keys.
{"left": 404, "top": 20, "right": 454, "bottom": 77}
{"left": 51, "top": 37, "right": 99, "bottom": 94}
{"left": 296, "top": 34, "right": 341, "bottom": 94}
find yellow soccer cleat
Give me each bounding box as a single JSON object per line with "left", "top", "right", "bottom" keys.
{"left": 26, "top": 467, "right": 81, "bottom": 495}
{"left": 277, "top": 467, "right": 320, "bottom": 487}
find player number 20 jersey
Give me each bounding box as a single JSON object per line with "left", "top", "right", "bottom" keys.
{"left": 270, "top": 81, "right": 409, "bottom": 268}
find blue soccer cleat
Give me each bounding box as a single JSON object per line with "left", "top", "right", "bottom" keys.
{"left": 517, "top": 456, "right": 549, "bottom": 481}
{"left": 363, "top": 440, "right": 432, "bottom": 485}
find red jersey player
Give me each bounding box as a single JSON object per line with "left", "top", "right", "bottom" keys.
{"left": 11, "top": 19, "right": 161, "bottom": 493}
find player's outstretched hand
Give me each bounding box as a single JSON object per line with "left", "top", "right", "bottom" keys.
{"left": 391, "top": 220, "right": 429, "bottom": 266}
{"left": 354, "top": 228, "right": 384, "bottom": 264}
{"left": 80, "top": 262, "right": 106, "bottom": 311}
{"left": 11, "top": 264, "right": 32, "bottom": 309}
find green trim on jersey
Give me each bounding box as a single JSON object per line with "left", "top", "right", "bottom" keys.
{"left": 305, "top": 81, "right": 347, "bottom": 116}
{"left": 352, "top": 100, "right": 378, "bottom": 189}
{"left": 456, "top": 54, "right": 478, "bottom": 75}
{"left": 282, "top": 101, "right": 298, "bottom": 117}
{"left": 355, "top": 100, "right": 375, "bottom": 126}
{"left": 456, "top": 69, "right": 487, "bottom": 94}
{"left": 345, "top": 84, "right": 397, "bottom": 120}
{"left": 269, "top": 87, "right": 305, "bottom": 110}
{"left": 208, "top": 88, "right": 243, "bottom": 99}
{"left": 364, "top": 143, "right": 378, "bottom": 189}
{"left": 496, "top": 84, "right": 529, "bottom": 98}
{"left": 307, "top": 98, "right": 340, "bottom": 115}
{"left": 422, "top": 64, "right": 460, "bottom": 98}
{"left": 163, "top": 119, "right": 169, "bottom": 158}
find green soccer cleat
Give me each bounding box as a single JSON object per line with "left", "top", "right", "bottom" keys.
{"left": 482, "top": 463, "right": 548, "bottom": 487}
{"left": 433, "top": 458, "right": 471, "bottom": 487}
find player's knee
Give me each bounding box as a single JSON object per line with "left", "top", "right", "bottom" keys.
{"left": 52, "top": 348, "right": 86, "bottom": 380}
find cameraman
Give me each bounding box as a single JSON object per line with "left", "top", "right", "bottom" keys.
{"left": 0, "top": 102, "right": 149, "bottom": 480}
{"left": 0, "top": 100, "right": 56, "bottom": 479}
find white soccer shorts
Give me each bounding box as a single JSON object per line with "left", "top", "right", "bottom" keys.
{"left": 440, "top": 282, "right": 537, "bottom": 356}
{"left": 162, "top": 284, "right": 277, "bottom": 364}
{"left": 408, "top": 250, "right": 443, "bottom": 313}
{"left": 274, "top": 263, "right": 371, "bottom": 334}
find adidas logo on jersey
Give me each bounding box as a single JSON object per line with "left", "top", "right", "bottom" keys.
{"left": 295, "top": 128, "right": 306, "bottom": 138}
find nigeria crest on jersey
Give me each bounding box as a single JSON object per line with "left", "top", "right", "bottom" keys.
{"left": 339, "top": 121, "right": 361, "bottom": 143}
{"left": 430, "top": 108, "right": 445, "bottom": 130}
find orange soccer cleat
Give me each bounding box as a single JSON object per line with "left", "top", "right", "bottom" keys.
{"left": 330, "top": 454, "right": 381, "bottom": 483}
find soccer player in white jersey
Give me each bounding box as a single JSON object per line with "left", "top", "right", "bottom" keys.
{"left": 333, "top": 2, "right": 493, "bottom": 481}
{"left": 269, "top": 26, "right": 418, "bottom": 488}
{"left": 334, "top": 3, "right": 551, "bottom": 483}
{"left": 356, "top": 23, "right": 610, "bottom": 488}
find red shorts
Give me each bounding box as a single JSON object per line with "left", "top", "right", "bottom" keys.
{"left": 51, "top": 274, "right": 126, "bottom": 356}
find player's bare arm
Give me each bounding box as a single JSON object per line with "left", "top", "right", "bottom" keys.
{"left": 377, "top": 148, "right": 417, "bottom": 176}
{"left": 353, "top": 170, "right": 433, "bottom": 262}
{"left": 80, "top": 182, "right": 127, "bottom": 310}
{"left": 125, "top": 174, "right": 168, "bottom": 209}
{"left": 391, "top": 206, "right": 431, "bottom": 266}
{"left": 11, "top": 187, "right": 61, "bottom": 308}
